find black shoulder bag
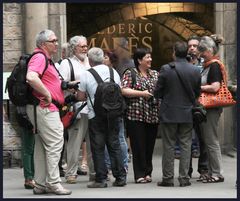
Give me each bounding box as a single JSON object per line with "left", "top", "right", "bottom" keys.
{"left": 169, "top": 62, "right": 207, "bottom": 125}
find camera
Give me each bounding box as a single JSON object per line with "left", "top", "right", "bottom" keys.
{"left": 61, "top": 81, "right": 79, "bottom": 90}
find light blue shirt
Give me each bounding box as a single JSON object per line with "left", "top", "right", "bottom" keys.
{"left": 78, "top": 64, "right": 121, "bottom": 119}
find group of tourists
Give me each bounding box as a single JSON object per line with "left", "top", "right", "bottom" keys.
{"left": 18, "top": 29, "right": 227, "bottom": 195}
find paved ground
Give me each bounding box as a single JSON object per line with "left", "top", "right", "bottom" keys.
{"left": 2, "top": 139, "right": 237, "bottom": 199}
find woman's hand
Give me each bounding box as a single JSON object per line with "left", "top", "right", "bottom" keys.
{"left": 142, "top": 90, "right": 153, "bottom": 99}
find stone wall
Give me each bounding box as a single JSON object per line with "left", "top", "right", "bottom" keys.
{"left": 3, "top": 3, "right": 24, "bottom": 71}
{"left": 3, "top": 3, "right": 24, "bottom": 167}
{"left": 215, "top": 3, "right": 237, "bottom": 154}
{"left": 3, "top": 102, "right": 22, "bottom": 168}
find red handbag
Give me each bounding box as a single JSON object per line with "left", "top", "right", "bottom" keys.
{"left": 59, "top": 102, "right": 87, "bottom": 129}
{"left": 61, "top": 111, "right": 74, "bottom": 128}
{"left": 58, "top": 104, "right": 73, "bottom": 129}
{"left": 198, "top": 59, "right": 236, "bottom": 108}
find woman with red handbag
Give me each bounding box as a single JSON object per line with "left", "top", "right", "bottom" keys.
{"left": 197, "top": 34, "right": 226, "bottom": 183}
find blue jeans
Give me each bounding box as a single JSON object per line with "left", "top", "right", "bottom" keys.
{"left": 105, "top": 118, "right": 128, "bottom": 170}
{"left": 89, "top": 116, "right": 126, "bottom": 182}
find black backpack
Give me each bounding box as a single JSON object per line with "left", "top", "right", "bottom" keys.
{"left": 88, "top": 67, "right": 126, "bottom": 118}
{"left": 5, "top": 51, "right": 48, "bottom": 106}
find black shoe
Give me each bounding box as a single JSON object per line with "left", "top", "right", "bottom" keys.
{"left": 157, "top": 181, "right": 174, "bottom": 187}
{"left": 180, "top": 181, "right": 191, "bottom": 187}
{"left": 113, "top": 179, "right": 127, "bottom": 187}
{"left": 87, "top": 181, "right": 107, "bottom": 188}
{"left": 89, "top": 174, "right": 96, "bottom": 182}
{"left": 77, "top": 169, "right": 87, "bottom": 175}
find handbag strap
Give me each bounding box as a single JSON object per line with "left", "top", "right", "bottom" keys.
{"left": 70, "top": 102, "right": 87, "bottom": 124}
{"left": 169, "top": 62, "right": 195, "bottom": 105}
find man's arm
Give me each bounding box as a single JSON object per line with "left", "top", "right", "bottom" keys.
{"left": 76, "top": 90, "right": 87, "bottom": 101}
{"left": 26, "top": 71, "right": 52, "bottom": 106}
{"left": 153, "top": 66, "right": 166, "bottom": 99}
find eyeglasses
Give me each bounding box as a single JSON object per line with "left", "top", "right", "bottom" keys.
{"left": 77, "top": 45, "right": 88, "bottom": 49}
{"left": 46, "top": 39, "right": 58, "bottom": 44}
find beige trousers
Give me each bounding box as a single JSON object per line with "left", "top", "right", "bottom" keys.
{"left": 26, "top": 105, "right": 64, "bottom": 187}
{"left": 65, "top": 114, "right": 94, "bottom": 178}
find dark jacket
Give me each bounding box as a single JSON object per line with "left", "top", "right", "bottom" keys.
{"left": 154, "top": 58, "right": 201, "bottom": 123}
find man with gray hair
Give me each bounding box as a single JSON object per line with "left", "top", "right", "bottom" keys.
{"left": 77, "top": 47, "right": 127, "bottom": 188}
{"left": 55, "top": 42, "right": 71, "bottom": 69}
{"left": 26, "top": 29, "right": 71, "bottom": 195}
{"left": 58, "top": 35, "right": 95, "bottom": 184}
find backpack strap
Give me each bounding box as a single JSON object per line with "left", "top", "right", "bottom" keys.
{"left": 58, "top": 59, "right": 62, "bottom": 65}
{"left": 29, "top": 51, "right": 49, "bottom": 79}
{"left": 109, "top": 67, "right": 115, "bottom": 82}
{"left": 67, "top": 58, "right": 75, "bottom": 81}
{"left": 88, "top": 68, "right": 104, "bottom": 84}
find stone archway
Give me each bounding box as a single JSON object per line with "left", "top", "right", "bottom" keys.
{"left": 67, "top": 3, "right": 213, "bottom": 67}
{"left": 146, "top": 14, "right": 212, "bottom": 40}
{"left": 67, "top": 3, "right": 212, "bottom": 38}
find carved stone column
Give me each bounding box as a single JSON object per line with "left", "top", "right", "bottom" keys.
{"left": 48, "top": 3, "right": 67, "bottom": 61}
{"left": 25, "top": 3, "right": 48, "bottom": 53}
{"left": 214, "top": 3, "right": 237, "bottom": 154}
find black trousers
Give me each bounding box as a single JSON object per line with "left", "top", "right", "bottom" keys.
{"left": 126, "top": 120, "right": 158, "bottom": 180}
{"left": 89, "top": 116, "right": 126, "bottom": 183}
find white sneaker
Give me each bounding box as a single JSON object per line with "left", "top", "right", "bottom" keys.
{"left": 46, "top": 183, "right": 72, "bottom": 195}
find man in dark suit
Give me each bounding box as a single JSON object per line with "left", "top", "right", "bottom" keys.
{"left": 154, "top": 41, "right": 201, "bottom": 187}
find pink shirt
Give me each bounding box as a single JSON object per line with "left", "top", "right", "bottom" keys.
{"left": 28, "top": 48, "right": 64, "bottom": 111}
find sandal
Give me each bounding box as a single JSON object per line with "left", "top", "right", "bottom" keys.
{"left": 197, "top": 173, "right": 209, "bottom": 182}
{"left": 135, "top": 177, "right": 147, "bottom": 184}
{"left": 202, "top": 176, "right": 224, "bottom": 183}
{"left": 145, "top": 175, "right": 152, "bottom": 183}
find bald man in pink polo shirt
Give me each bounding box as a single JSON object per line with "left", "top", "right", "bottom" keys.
{"left": 26, "top": 29, "right": 71, "bottom": 195}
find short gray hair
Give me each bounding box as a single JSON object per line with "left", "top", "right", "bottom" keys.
{"left": 88, "top": 47, "right": 104, "bottom": 65}
{"left": 35, "top": 29, "right": 55, "bottom": 48}
{"left": 198, "top": 35, "right": 223, "bottom": 55}
{"left": 69, "top": 35, "right": 87, "bottom": 55}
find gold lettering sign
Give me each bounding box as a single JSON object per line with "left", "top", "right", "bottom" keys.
{"left": 89, "top": 19, "right": 153, "bottom": 55}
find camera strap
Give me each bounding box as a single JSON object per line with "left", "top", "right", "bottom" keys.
{"left": 67, "top": 58, "right": 75, "bottom": 81}
{"left": 51, "top": 61, "right": 64, "bottom": 81}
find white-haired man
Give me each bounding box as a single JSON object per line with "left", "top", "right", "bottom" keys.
{"left": 58, "top": 35, "right": 95, "bottom": 184}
